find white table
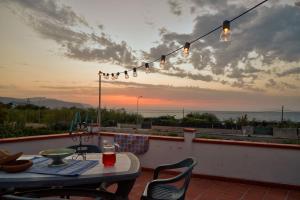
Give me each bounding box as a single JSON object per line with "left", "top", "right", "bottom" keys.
{"left": 0, "top": 153, "right": 141, "bottom": 198}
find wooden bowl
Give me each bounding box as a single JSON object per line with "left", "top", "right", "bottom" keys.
{"left": 0, "top": 152, "right": 23, "bottom": 165}
{"left": 2, "top": 160, "right": 33, "bottom": 173}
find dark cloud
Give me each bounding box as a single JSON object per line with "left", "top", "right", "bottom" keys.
{"left": 277, "top": 67, "right": 300, "bottom": 77}
{"left": 168, "top": 0, "right": 182, "bottom": 16}
{"left": 153, "top": 3, "right": 300, "bottom": 90}
{"left": 230, "top": 79, "right": 264, "bottom": 92}
{"left": 98, "top": 24, "right": 104, "bottom": 30}
{"left": 190, "top": 0, "right": 228, "bottom": 12}
{"left": 265, "top": 79, "right": 298, "bottom": 90}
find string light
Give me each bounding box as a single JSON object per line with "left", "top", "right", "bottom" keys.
{"left": 98, "top": 0, "right": 269, "bottom": 80}
{"left": 115, "top": 72, "right": 120, "bottom": 79}
{"left": 133, "top": 68, "right": 137, "bottom": 77}
{"left": 183, "top": 42, "right": 190, "bottom": 57}
{"left": 220, "top": 20, "right": 231, "bottom": 42}
{"left": 145, "top": 63, "right": 150, "bottom": 73}
{"left": 111, "top": 73, "right": 115, "bottom": 80}
{"left": 98, "top": 71, "right": 102, "bottom": 76}
{"left": 124, "top": 71, "right": 129, "bottom": 79}
{"left": 160, "top": 55, "right": 166, "bottom": 68}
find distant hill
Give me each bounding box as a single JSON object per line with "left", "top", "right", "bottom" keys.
{"left": 0, "top": 97, "right": 92, "bottom": 109}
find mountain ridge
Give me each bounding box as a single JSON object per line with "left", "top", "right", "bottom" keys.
{"left": 0, "top": 96, "right": 92, "bottom": 109}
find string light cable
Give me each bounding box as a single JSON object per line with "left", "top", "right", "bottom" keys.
{"left": 99, "top": 0, "right": 269, "bottom": 78}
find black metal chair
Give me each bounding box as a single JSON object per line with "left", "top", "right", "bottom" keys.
{"left": 1, "top": 188, "right": 121, "bottom": 200}
{"left": 68, "top": 144, "right": 101, "bottom": 153}
{"left": 141, "top": 158, "right": 197, "bottom": 200}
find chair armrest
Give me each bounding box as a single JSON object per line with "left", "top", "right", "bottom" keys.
{"left": 148, "top": 168, "right": 192, "bottom": 193}
{"left": 153, "top": 158, "right": 195, "bottom": 179}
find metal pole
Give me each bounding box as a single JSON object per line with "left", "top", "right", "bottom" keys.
{"left": 97, "top": 71, "right": 102, "bottom": 149}
{"left": 281, "top": 105, "right": 284, "bottom": 123}
{"left": 98, "top": 71, "right": 102, "bottom": 130}
{"left": 136, "top": 96, "right": 142, "bottom": 128}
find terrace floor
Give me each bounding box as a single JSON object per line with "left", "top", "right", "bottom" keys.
{"left": 103, "top": 170, "right": 300, "bottom": 200}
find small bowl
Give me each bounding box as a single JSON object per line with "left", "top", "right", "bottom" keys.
{"left": 2, "top": 160, "right": 33, "bottom": 173}
{"left": 40, "top": 148, "right": 75, "bottom": 167}
{"left": 0, "top": 152, "right": 23, "bottom": 165}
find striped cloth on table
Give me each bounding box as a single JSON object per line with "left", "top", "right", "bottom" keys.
{"left": 114, "top": 134, "right": 149, "bottom": 155}
{"left": 27, "top": 157, "right": 98, "bottom": 176}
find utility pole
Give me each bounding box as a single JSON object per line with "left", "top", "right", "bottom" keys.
{"left": 281, "top": 105, "right": 284, "bottom": 123}
{"left": 97, "top": 71, "right": 102, "bottom": 131}
{"left": 97, "top": 71, "right": 102, "bottom": 148}
{"left": 136, "top": 96, "right": 143, "bottom": 128}
{"left": 182, "top": 108, "right": 185, "bottom": 119}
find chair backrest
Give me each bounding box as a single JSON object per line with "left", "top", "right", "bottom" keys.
{"left": 173, "top": 158, "right": 197, "bottom": 197}
{"left": 148, "top": 157, "right": 197, "bottom": 200}
{"left": 68, "top": 145, "right": 101, "bottom": 153}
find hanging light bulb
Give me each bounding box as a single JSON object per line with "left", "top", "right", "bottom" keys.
{"left": 115, "top": 72, "right": 120, "bottom": 79}
{"left": 183, "top": 42, "right": 190, "bottom": 57}
{"left": 111, "top": 73, "right": 115, "bottom": 80}
{"left": 133, "top": 68, "right": 137, "bottom": 77}
{"left": 106, "top": 73, "right": 109, "bottom": 79}
{"left": 145, "top": 63, "right": 150, "bottom": 73}
{"left": 98, "top": 71, "right": 102, "bottom": 76}
{"left": 160, "top": 55, "right": 166, "bottom": 68}
{"left": 220, "top": 20, "right": 231, "bottom": 42}
{"left": 124, "top": 71, "right": 129, "bottom": 79}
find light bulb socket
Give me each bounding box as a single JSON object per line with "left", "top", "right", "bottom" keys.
{"left": 133, "top": 68, "right": 137, "bottom": 77}
{"left": 223, "top": 20, "right": 230, "bottom": 31}
{"left": 184, "top": 42, "right": 190, "bottom": 50}
{"left": 160, "top": 55, "right": 166, "bottom": 64}
{"left": 125, "top": 71, "right": 129, "bottom": 79}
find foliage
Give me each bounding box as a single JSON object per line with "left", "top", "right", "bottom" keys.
{"left": 0, "top": 103, "right": 139, "bottom": 138}
{"left": 151, "top": 115, "right": 179, "bottom": 126}
{"left": 182, "top": 112, "right": 220, "bottom": 128}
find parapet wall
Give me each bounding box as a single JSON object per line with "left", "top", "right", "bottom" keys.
{"left": 1, "top": 130, "right": 300, "bottom": 187}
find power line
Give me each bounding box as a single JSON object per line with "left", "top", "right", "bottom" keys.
{"left": 99, "top": 0, "right": 270, "bottom": 78}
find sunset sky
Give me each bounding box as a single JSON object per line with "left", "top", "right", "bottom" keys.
{"left": 0, "top": 0, "right": 300, "bottom": 111}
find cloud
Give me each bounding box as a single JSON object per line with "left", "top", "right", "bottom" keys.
{"left": 4, "top": 0, "right": 137, "bottom": 67}
{"left": 0, "top": 84, "right": 17, "bottom": 89}
{"left": 8, "top": 0, "right": 88, "bottom": 26}
{"left": 265, "top": 79, "right": 298, "bottom": 90}
{"left": 151, "top": 3, "right": 300, "bottom": 90}
{"left": 190, "top": 0, "right": 228, "bottom": 12}
{"left": 168, "top": 0, "right": 182, "bottom": 16}
{"left": 99, "top": 81, "right": 300, "bottom": 110}
{"left": 277, "top": 67, "right": 300, "bottom": 77}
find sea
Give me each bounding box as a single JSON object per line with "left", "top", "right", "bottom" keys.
{"left": 127, "top": 109, "right": 300, "bottom": 122}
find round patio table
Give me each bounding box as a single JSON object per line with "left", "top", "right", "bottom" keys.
{"left": 0, "top": 152, "right": 141, "bottom": 199}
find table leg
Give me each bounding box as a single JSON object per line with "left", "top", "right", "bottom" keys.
{"left": 115, "top": 179, "right": 136, "bottom": 199}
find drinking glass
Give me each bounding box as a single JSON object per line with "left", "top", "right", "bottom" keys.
{"left": 102, "top": 143, "right": 116, "bottom": 167}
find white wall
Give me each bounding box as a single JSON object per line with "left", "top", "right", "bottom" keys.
{"left": 1, "top": 132, "right": 300, "bottom": 186}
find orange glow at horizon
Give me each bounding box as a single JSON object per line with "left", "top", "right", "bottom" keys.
{"left": 100, "top": 95, "right": 216, "bottom": 108}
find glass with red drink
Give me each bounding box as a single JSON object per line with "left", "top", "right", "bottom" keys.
{"left": 102, "top": 143, "right": 116, "bottom": 167}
